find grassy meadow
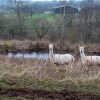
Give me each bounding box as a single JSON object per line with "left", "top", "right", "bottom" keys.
{"left": 0, "top": 55, "right": 100, "bottom": 100}
{"left": 29, "top": 14, "right": 56, "bottom": 22}
{"left": 0, "top": 54, "right": 100, "bottom": 92}
{"left": 0, "top": 40, "right": 99, "bottom": 99}
{"left": 0, "top": 1, "right": 100, "bottom": 99}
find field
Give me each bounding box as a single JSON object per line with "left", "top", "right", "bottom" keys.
{"left": 0, "top": 56, "right": 100, "bottom": 99}
{"left": 0, "top": 41, "right": 100, "bottom": 99}
{"left": 29, "top": 14, "right": 56, "bottom": 22}
{"left": 1, "top": 0, "right": 100, "bottom": 99}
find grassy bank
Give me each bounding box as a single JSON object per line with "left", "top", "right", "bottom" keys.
{"left": 0, "top": 55, "right": 100, "bottom": 95}
{"left": 0, "top": 40, "right": 49, "bottom": 53}
{"left": 0, "top": 40, "right": 100, "bottom": 55}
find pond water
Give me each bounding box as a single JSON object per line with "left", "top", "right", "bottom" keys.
{"left": 7, "top": 51, "right": 100, "bottom": 60}
{"left": 8, "top": 52, "right": 49, "bottom": 60}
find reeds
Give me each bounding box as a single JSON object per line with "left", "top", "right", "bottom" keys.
{"left": 0, "top": 55, "right": 100, "bottom": 83}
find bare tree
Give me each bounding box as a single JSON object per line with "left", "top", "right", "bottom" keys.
{"left": 32, "top": 18, "right": 50, "bottom": 40}
{"left": 9, "top": 0, "right": 30, "bottom": 39}
{"left": 0, "top": 13, "right": 8, "bottom": 39}
{"left": 79, "top": 0, "right": 94, "bottom": 43}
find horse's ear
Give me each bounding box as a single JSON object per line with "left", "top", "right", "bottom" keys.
{"left": 79, "top": 45, "right": 81, "bottom": 48}
{"left": 83, "top": 46, "right": 86, "bottom": 48}
{"left": 49, "top": 43, "right": 53, "bottom": 47}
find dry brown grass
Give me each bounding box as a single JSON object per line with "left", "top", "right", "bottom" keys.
{"left": 0, "top": 40, "right": 99, "bottom": 55}
{"left": 0, "top": 54, "right": 100, "bottom": 83}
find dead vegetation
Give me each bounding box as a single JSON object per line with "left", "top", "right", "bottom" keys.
{"left": 0, "top": 41, "right": 100, "bottom": 99}
{"left": 0, "top": 40, "right": 99, "bottom": 55}
{"left": 0, "top": 54, "right": 100, "bottom": 99}
{"left": 0, "top": 55, "right": 100, "bottom": 86}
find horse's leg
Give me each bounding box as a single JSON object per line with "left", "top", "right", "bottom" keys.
{"left": 65, "top": 64, "right": 67, "bottom": 74}
{"left": 65, "top": 62, "right": 72, "bottom": 76}
{"left": 69, "top": 62, "right": 73, "bottom": 76}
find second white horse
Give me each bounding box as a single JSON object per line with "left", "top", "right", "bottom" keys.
{"left": 79, "top": 46, "right": 100, "bottom": 65}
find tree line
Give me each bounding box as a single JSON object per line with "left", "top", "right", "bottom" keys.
{"left": 0, "top": 0, "right": 100, "bottom": 44}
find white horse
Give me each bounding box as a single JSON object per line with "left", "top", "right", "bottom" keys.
{"left": 49, "top": 44, "right": 74, "bottom": 67}
{"left": 79, "top": 46, "right": 100, "bottom": 65}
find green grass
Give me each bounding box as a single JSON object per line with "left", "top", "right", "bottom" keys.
{"left": 0, "top": 74, "right": 100, "bottom": 94}
{"left": 28, "top": 13, "right": 57, "bottom": 23}
{"left": 0, "top": 97, "right": 27, "bottom": 100}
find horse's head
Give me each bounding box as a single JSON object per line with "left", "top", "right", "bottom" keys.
{"left": 79, "top": 46, "right": 84, "bottom": 53}
{"left": 49, "top": 44, "right": 53, "bottom": 50}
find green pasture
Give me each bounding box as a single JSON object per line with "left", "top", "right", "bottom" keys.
{"left": 27, "top": 13, "right": 57, "bottom": 23}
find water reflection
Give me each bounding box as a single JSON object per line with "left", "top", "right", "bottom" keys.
{"left": 8, "top": 52, "right": 49, "bottom": 60}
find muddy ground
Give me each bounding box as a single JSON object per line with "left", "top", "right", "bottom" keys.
{"left": 0, "top": 88, "right": 100, "bottom": 100}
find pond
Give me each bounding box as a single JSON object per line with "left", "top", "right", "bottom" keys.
{"left": 8, "top": 52, "right": 49, "bottom": 60}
